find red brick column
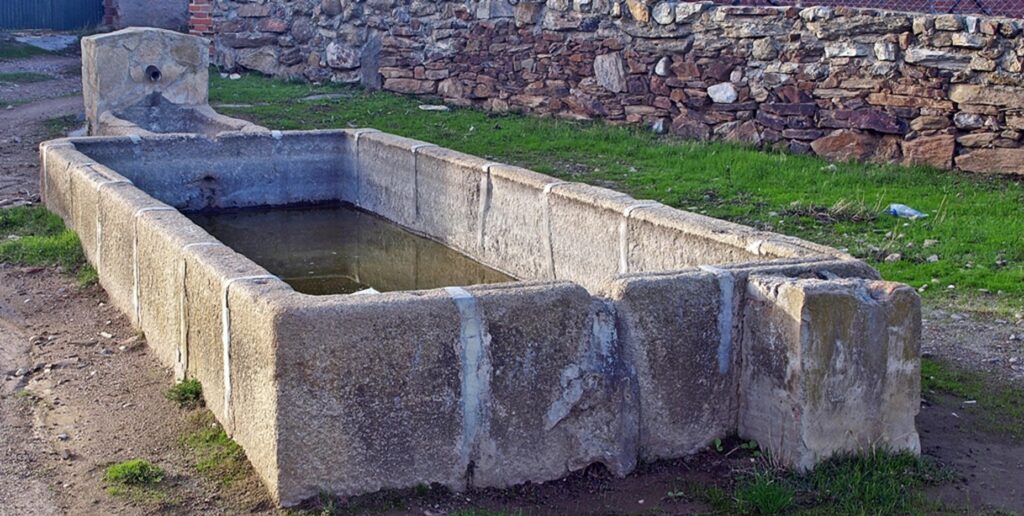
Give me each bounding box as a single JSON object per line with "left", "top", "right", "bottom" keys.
{"left": 103, "top": 0, "right": 118, "bottom": 27}
{"left": 188, "top": 0, "right": 214, "bottom": 38}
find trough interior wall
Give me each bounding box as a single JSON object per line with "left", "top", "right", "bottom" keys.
{"left": 72, "top": 131, "right": 827, "bottom": 293}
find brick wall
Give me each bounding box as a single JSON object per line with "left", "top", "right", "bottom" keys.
{"left": 102, "top": 0, "right": 117, "bottom": 27}
{"left": 188, "top": 0, "right": 213, "bottom": 38}
{"left": 196, "top": 0, "right": 1024, "bottom": 175}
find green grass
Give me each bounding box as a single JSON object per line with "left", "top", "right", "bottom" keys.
{"left": 685, "top": 451, "right": 949, "bottom": 514}
{"left": 0, "top": 72, "right": 52, "bottom": 84}
{"left": 801, "top": 452, "right": 951, "bottom": 514}
{"left": 104, "top": 459, "right": 168, "bottom": 502}
{"left": 209, "top": 73, "right": 1024, "bottom": 313}
{"left": 922, "top": 357, "right": 1024, "bottom": 440}
{"left": 42, "top": 114, "right": 80, "bottom": 139}
{"left": 0, "top": 41, "right": 50, "bottom": 60}
{"left": 0, "top": 207, "right": 85, "bottom": 270}
{"left": 181, "top": 411, "right": 250, "bottom": 486}
{"left": 105, "top": 459, "right": 165, "bottom": 486}
{"left": 734, "top": 472, "right": 795, "bottom": 514}
{"left": 165, "top": 378, "right": 204, "bottom": 409}
{"left": 76, "top": 264, "right": 97, "bottom": 287}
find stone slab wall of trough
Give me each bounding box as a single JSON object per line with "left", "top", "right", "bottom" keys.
{"left": 38, "top": 130, "right": 921, "bottom": 505}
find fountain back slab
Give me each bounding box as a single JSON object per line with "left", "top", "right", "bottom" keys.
{"left": 81, "top": 27, "right": 263, "bottom": 136}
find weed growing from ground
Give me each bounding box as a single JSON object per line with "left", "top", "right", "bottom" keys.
{"left": 105, "top": 459, "right": 165, "bottom": 485}
{"left": 181, "top": 411, "right": 250, "bottom": 486}
{"left": 165, "top": 378, "right": 203, "bottom": 409}
{"left": 734, "top": 471, "right": 795, "bottom": 514}
{"left": 684, "top": 449, "right": 949, "bottom": 514}
{"left": 76, "top": 264, "right": 98, "bottom": 287}
{"left": 104, "top": 459, "right": 168, "bottom": 502}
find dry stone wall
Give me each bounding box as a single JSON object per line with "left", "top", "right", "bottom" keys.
{"left": 205, "top": 0, "right": 1024, "bottom": 174}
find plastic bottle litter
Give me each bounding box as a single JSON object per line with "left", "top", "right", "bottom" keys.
{"left": 887, "top": 203, "right": 928, "bottom": 220}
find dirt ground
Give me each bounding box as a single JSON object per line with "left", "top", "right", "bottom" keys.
{"left": 1, "top": 46, "right": 1023, "bottom": 515}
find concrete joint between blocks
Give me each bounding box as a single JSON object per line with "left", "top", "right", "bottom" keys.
{"left": 619, "top": 201, "right": 661, "bottom": 275}
{"left": 745, "top": 239, "right": 766, "bottom": 256}
{"left": 699, "top": 265, "right": 735, "bottom": 375}
{"left": 410, "top": 144, "right": 437, "bottom": 219}
{"left": 541, "top": 181, "right": 571, "bottom": 280}
{"left": 477, "top": 164, "right": 498, "bottom": 251}
{"left": 351, "top": 129, "right": 380, "bottom": 207}
{"left": 221, "top": 274, "right": 277, "bottom": 432}
{"left": 445, "top": 286, "right": 494, "bottom": 473}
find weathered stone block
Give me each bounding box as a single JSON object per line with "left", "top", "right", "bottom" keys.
{"left": 810, "top": 130, "right": 880, "bottom": 162}
{"left": 602, "top": 271, "right": 738, "bottom": 461}
{"left": 903, "top": 134, "right": 955, "bottom": 169}
{"left": 950, "top": 84, "right": 1024, "bottom": 109}
{"left": 955, "top": 148, "right": 1024, "bottom": 174}
{"left": 739, "top": 276, "right": 921, "bottom": 470}
{"left": 594, "top": 53, "right": 627, "bottom": 93}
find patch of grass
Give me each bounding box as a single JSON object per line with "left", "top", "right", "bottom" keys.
{"left": 104, "top": 459, "right": 169, "bottom": 502}
{"left": 181, "top": 411, "right": 250, "bottom": 486}
{"left": 801, "top": 451, "right": 951, "bottom": 514}
{"left": 684, "top": 481, "right": 735, "bottom": 513}
{"left": 165, "top": 378, "right": 204, "bottom": 409}
{"left": 42, "top": 114, "right": 80, "bottom": 139}
{"left": 210, "top": 74, "right": 1024, "bottom": 312}
{"left": 922, "top": 357, "right": 1024, "bottom": 440}
{"left": 0, "top": 72, "right": 52, "bottom": 84}
{"left": 14, "top": 388, "right": 38, "bottom": 405}
{"left": 734, "top": 472, "right": 795, "bottom": 514}
{"left": 105, "top": 459, "right": 165, "bottom": 486}
{"left": 0, "top": 207, "right": 85, "bottom": 270}
{"left": 0, "top": 41, "right": 50, "bottom": 60}
{"left": 686, "top": 451, "right": 948, "bottom": 514}
{"left": 0, "top": 206, "right": 66, "bottom": 235}
{"left": 76, "top": 264, "right": 97, "bottom": 287}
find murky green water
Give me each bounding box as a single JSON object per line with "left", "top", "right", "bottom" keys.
{"left": 187, "top": 204, "right": 514, "bottom": 295}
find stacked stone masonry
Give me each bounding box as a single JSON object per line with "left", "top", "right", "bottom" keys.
{"left": 205, "top": 0, "right": 1024, "bottom": 175}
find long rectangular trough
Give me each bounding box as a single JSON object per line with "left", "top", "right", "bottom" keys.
{"left": 40, "top": 130, "right": 921, "bottom": 506}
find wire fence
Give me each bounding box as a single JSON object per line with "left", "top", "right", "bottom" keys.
{"left": 696, "top": 0, "right": 1024, "bottom": 18}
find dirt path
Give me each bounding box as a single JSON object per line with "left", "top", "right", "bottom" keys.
{"left": 1, "top": 51, "right": 82, "bottom": 206}
{"left": 0, "top": 266, "right": 275, "bottom": 515}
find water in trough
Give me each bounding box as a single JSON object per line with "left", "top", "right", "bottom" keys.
{"left": 187, "top": 203, "right": 514, "bottom": 295}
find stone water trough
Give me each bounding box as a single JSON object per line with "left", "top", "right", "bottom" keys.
{"left": 38, "top": 28, "right": 922, "bottom": 506}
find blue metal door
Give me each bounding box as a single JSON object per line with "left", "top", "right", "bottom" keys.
{"left": 1, "top": 0, "right": 104, "bottom": 30}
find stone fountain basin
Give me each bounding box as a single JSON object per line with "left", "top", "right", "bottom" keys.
{"left": 97, "top": 94, "right": 260, "bottom": 137}
{"left": 39, "top": 130, "right": 920, "bottom": 506}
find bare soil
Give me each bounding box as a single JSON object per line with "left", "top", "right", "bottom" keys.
{"left": 0, "top": 48, "right": 83, "bottom": 207}
{"left": 1, "top": 50, "right": 1023, "bottom": 515}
